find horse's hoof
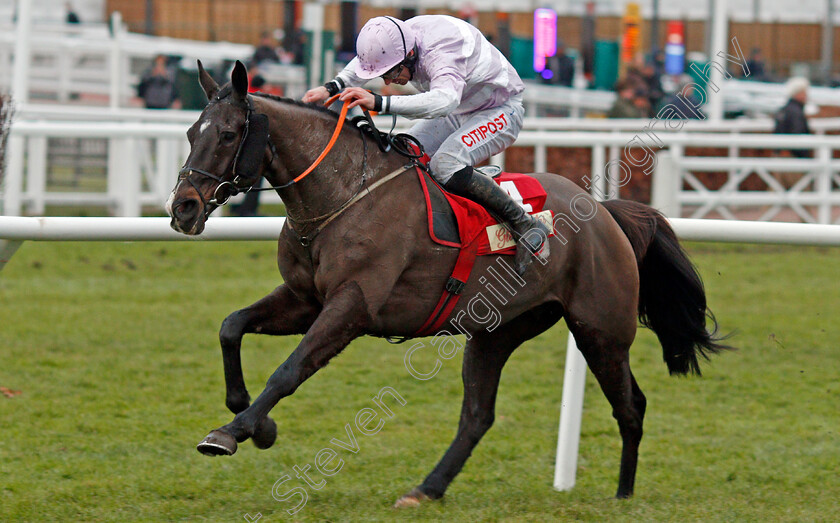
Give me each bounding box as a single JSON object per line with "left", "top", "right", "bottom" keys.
{"left": 252, "top": 416, "right": 277, "bottom": 450}
{"left": 393, "top": 489, "right": 431, "bottom": 508}
{"left": 196, "top": 430, "right": 238, "bottom": 456}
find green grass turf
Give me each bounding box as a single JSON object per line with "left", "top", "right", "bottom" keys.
{"left": 1, "top": 241, "right": 838, "bottom": 522}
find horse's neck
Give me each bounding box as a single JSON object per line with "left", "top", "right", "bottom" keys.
{"left": 264, "top": 103, "right": 405, "bottom": 224}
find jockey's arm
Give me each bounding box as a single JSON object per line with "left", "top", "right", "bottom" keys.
{"left": 302, "top": 58, "right": 366, "bottom": 104}
{"left": 383, "top": 89, "right": 459, "bottom": 119}
{"left": 375, "top": 65, "right": 465, "bottom": 119}
{"left": 307, "top": 59, "right": 465, "bottom": 121}
{"left": 340, "top": 66, "right": 464, "bottom": 119}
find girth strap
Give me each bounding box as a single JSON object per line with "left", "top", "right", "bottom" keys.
{"left": 413, "top": 239, "right": 480, "bottom": 337}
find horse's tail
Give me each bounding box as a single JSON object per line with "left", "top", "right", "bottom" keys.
{"left": 600, "top": 200, "right": 732, "bottom": 376}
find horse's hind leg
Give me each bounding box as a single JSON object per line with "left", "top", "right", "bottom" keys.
{"left": 568, "top": 321, "right": 646, "bottom": 499}
{"left": 395, "top": 302, "right": 563, "bottom": 507}
{"left": 218, "top": 284, "right": 319, "bottom": 447}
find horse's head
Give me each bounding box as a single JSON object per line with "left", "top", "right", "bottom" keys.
{"left": 167, "top": 60, "right": 271, "bottom": 235}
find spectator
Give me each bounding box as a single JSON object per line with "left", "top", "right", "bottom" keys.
{"left": 632, "top": 88, "right": 651, "bottom": 116}
{"left": 290, "top": 29, "right": 308, "bottom": 65}
{"left": 137, "top": 55, "right": 180, "bottom": 109}
{"left": 252, "top": 31, "right": 280, "bottom": 65}
{"left": 746, "top": 48, "right": 769, "bottom": 81}
{"left": 546, "top": 41, "right": 575, "bottom": 87}
{"left": 66, "top": 3, "right": 80, "bottom": 24}
{"left": 774, "top": 77, "right": 811, "bottom": 158}
{"left": 640, "top": 60, "right": 664, "bottom": 115}
{"left": 608, "top": 80, "right": 644, "bottom": 118}
{"left": 273, "top": 30, "right": 296, "bottom": 64}
{"left": 624, "top": 65, "right": 646, "bottom": 92}
{"left": 661, "top": 79, "right": 705, "bottom": 120}
{"left": 247, "top": 61, "right": 267, "bottom": 93}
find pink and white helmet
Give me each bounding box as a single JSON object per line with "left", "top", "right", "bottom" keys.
{"left": 354, "top": 17, "right": 415, "bottom": 79}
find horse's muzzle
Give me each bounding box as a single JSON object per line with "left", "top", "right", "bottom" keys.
{"left": 169, "top": 197, "right": 206, "bottom": 235}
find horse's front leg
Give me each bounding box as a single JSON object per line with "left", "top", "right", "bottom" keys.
{"left": 217, "top": 284, "right": 320, "bottom": 450}
{"left": 219, "top": 284, "right": 320, "bottom": 415}
{"left": 197, "top": 281, "right": 369, "bottom": 456}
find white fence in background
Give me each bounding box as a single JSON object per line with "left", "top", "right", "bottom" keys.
{"left": 728, "top": 79, "right": 840, "bottom": 114}
{"left": 650, "top": 135, "right": 840, "bottom": 224}
{"left": 5, "top": 120, "right": 840, "bottom": 222}
{"left": 3, "top": 121, "right": 189, "bottom": 217}
{"left": 523, "top": 79, "right": 840, "bottom": 118}
{"left": 18, "top": 102, "right": 840, "bottom": 131}
{"left": 0, "top": 18, "right": 311, "bottom": 106}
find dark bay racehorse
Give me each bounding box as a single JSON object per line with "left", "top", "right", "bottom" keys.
{"left": 167, "top": 61, "right": 729, "bottom": 505}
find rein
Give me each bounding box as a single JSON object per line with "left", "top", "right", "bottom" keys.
{"left": 267, "top": 95, "right": 351, "bottom": 190}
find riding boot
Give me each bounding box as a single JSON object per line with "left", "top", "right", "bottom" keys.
{"left": 444, "top": 166, "right": 550, "bottom": 276}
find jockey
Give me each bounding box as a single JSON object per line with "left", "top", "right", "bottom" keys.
{"left": 303, "top": 15, "right": 549, "bottom": 275}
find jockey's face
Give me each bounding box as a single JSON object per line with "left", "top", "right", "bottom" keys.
{"left": 382, "top": 49, "right": 415, "bottom": 86}
{"left": 383, "top": 65, "right": 411, "bottom": 86}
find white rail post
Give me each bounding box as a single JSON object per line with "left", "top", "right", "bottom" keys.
{"left": 11, "top": 0, "right": 32, "bottom": 105}
{"left": 26, "top": 136, "right": 47, "bottom": 215}
{"left": 706, "top": 0, "right": 729, "bottom": 122}
{"left": 323, "top": 48, "right": 334, "bottom": 90}
{"left": 553, "top": 334, "right": 588, "bottom": 491}
{"left": 155, "top": 139, "right": 176, "bottom": 202}
{"left": 303, "top": 3, "right": 325, "bottom": 87}
{"left": 651, "top": 150, "right": 679, "bottom": 217}
{"left": 490, "top": 151, "right": 505, "bottom": 170}
{"left": 58, "top": 47, "right": 71, "bottom": 104}
{"left": 123, "top": 138, "right": 141, "bottom": 217}
{"left": 2, "top": 136, "right": 25, "bottom": 216}
{"left": 570, "top": 89, "right": 581, "bottom": 118}
{"left": 816, "top": 143, "right": 832, "bottom": 224}
{"left": 671, "top": 145, "right": 684, "bottom": 217}
{"left": 109, "top": 11, "right": 123, "bottom": 109}
{"left": 728, "top": 130, "right": 738, "bottom": 181}
{"left": 108, "top": 137, "right": 141, "bottom": 216}
{"left": 535, "top": 143, "right": 547, "bottom": 173}
{"left": 590, "top": 144, "right": 606, "bottom": 198}
{"left": 608, "top": 142, "right": 620, "bottom": 199}
{"left": 107, "top": 137, "right": 121, "bottom": 214}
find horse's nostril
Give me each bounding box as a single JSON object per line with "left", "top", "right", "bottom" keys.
{"left": 174, "top": 199, "right": 198, "bottom": 220}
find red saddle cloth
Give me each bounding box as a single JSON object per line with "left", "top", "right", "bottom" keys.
{"left": 412, "top": 165, "right": 553, "bottom": 336}
{"left": 415, "top": 167, "right": 551, "bottom": 254}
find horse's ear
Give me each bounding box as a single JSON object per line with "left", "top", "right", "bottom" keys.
{"left": 197, "top": 60, "right": 219, "bottom": 101}
{"left": 231, "top": 60, "right": 249, "bottom": 101}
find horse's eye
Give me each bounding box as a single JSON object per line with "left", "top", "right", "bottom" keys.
{"left": 220, "top": 131, "right": 236, "bottom": 144}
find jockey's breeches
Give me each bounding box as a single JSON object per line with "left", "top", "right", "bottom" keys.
{"left": 408, "top": 94, "right": 524, "bottom": 184}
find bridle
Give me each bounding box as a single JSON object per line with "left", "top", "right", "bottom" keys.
{"left": 177, "top": 95, "right": 276, "bottom": 217}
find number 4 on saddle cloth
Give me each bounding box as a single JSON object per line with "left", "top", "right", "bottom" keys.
{"left": 410, "top": 158, "right": 554, "bottom": 337}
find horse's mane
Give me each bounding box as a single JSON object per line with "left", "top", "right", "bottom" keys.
{"left": 211, "top": 84, "right": 342, "bottom": 122}
{"left": 251, "top": 91, "right": 341, "bottom": 121}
